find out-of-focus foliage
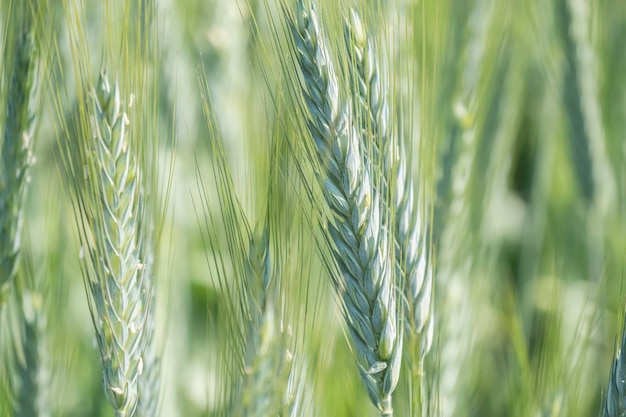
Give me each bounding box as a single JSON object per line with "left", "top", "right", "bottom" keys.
{"left": 0, "top": 0, "right": 626, "bottom": 416}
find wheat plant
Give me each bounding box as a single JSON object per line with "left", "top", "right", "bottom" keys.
{"left": 1, "top": 0, "right": 626, "bottom": 416}
{"left": 195, "top": 79, "right": 311, "bottom": 417}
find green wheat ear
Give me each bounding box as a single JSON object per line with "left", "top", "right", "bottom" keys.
{"left": 343, "top": 8, "right": 433, "bottom": 355}
{"left": 287, "top": 1, "right": 402, "bottom": 415}
{"left": 65, "top": 71, "right": 156, "bottom": 417}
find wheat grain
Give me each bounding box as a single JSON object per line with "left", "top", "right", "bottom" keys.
{"left": 289, "top": 2, "right": 402, "bottom": 414}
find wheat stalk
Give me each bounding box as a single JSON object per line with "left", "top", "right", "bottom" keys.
{"left": 0, "top": 0, "right": 39, "bottom": 306}
{"left": 66, "top": 72, "right": 154, "bottom": 417}
{"left": 288, "top": 2, "right": 402, "bottom": 414}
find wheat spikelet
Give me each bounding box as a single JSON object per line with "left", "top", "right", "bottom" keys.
{"left": 0, "top": 1, "right": 39, "bottom": 305}
{"left": 288, "top": 2, "right": 402, "bottom": 414}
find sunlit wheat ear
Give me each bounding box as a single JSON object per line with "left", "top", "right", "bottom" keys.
{"left": 74, "top": 72, "right": 152, "bottom": 417}
{"left": 344, "top": 10, "right": 433, "bottom": 357}
{"left": 289, "top": 2, "right": 402, "bottom": 414}
{"left": 0, "top": 2, "right": 39, "bottom": 305}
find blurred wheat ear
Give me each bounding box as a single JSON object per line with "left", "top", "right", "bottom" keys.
{"left": 233, "top": 223, "right": 293, "bottom": 417}
{"left": 0, "top": 0, "right": 40, "bottom": 306}
{"left": 9, "top": 270, "right": 50, "bottom": 417}
{"left": 196, "top": 74, "right": 301, "bottom": 415}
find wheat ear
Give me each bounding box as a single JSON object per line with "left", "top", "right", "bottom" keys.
{"left": 69, "top": 72, "right": 154, "bottom": 417}
{"left": 232, "top": 224, "right": 294, "bottom": 417}
{"left": 289, "top": 2, "right": 402, "bottom": 415}
{"left": 344, "top": 10, "right": 433, "bottom": 357}
{"left": 0, "top": 1, "right": 39, "bottom": 305}
{"left": 0, "top": 1, "right": 46, "bottom": 414}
